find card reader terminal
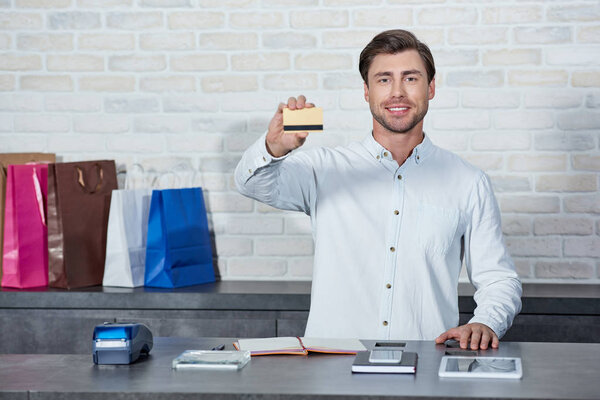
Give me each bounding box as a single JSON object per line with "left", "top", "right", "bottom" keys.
{"left": 93, "top": 322, "right": 153, "bottom": 365}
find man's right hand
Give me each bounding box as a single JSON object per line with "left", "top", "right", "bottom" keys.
{"left": 266, "top": 95, "right": 315, "bottom": 158}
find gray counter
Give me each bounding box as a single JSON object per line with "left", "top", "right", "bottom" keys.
{"left": 0, "top": 280, "right": 313, "bottom": 310}
{"left": 1, "top": 337, "right": 599, "bottom": 400}
{"left": 1, "top": 281, "right": 599, "bottom": 354}
{"left": 2, "top": 281, "right": 599, "bottom": 313}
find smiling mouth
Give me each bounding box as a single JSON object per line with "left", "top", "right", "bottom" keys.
{"left": 387, "top": 107, "right": 408, "bottom": 112}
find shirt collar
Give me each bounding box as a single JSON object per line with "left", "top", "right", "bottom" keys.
{"left": 362, "top": 132, "right": 434, "bottom": 165}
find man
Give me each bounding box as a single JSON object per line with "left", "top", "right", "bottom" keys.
{"left": 235, "top": 29, "right": 521, "bottom": 350}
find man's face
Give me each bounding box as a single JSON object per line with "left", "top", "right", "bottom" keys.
{"left": 364, "top": 50, "right": 435, "bottom": 136}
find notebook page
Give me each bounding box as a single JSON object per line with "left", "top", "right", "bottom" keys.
{"left": 300, "top": 337, "right": 366, "bottom": 352}
{"left": 236, "top": 337, "right": 303, "bottom": 352}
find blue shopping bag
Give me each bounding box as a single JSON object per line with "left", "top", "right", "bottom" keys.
{"left": 144, "top": 187, "right": 215, "bottom": 288}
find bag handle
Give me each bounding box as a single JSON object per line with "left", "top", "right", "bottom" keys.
{"left": 32, "top": 168, "right": 46, "bottom": 227}
{"left": 75, "top": 163, "right": 104, "bottom": 194}
{"left": 124, "top": 163, "right": 145, "bottom": 190}
{"left": 175, "top": 163, "right": 199, "bottom": 189}
{"left": 192, "top": 167, "right": 204, "bottom": 190}
{"left": 153, "top": 170, "right": 181, "bottom": 189}
{"left": 123, "top": 161, "right": 201, "bottom": 190}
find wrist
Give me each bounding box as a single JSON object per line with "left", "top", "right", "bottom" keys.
{"left": 266, "top": 140, "right": 289, "bottom": 158}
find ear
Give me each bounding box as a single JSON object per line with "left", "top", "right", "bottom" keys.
{"left": 428, "top": 77, "right": 435, "bottom": 100}
{"left": 364, "top": 81, "right": 369, "bottom": 102}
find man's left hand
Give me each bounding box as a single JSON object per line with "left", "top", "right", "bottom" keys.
{"left": 435, "top": 323, "right": 499, "bottom": 350}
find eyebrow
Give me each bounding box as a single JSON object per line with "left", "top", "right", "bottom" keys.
{"left": 402, "top": 70, "right": 423, "bottom": 76}
{"left": 373, "top": 70, "right": 423, "bottom": 78}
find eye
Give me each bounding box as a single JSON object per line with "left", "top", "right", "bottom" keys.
{"left": 405, "top": 76, "right": 417, "bottom": 82}
{"left": 378, "top": 77, "right": 390, "bottom": 84}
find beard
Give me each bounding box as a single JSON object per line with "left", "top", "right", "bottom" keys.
{"left": 370, "top": 101, "right": 428, "bottom": 134}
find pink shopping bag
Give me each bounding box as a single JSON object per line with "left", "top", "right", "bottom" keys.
{"left": 1, "top": 164, "right": 49, "bottom": 288}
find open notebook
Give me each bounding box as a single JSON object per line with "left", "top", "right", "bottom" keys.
{"left": 233, "top": 337, "right": 367, "bottom": 356}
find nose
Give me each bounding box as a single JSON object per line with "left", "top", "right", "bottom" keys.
{"left": 391, "top": 78, "right": 405, "bottom": 98}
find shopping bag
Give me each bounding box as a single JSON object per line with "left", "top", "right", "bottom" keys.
{"left": 0, "top": 153, "right": 55, "bottom": 281}
{"left": 145, "top": 187, "right": 215, "bottom": 288}
{"left": 1, "top": 164, "right": 49, "bottom": 288}
{"left": 47, "top": 160, "right": 117, "bottom": 289}
{"left": 103, "top": 188, "right": 152, "bottom": 288}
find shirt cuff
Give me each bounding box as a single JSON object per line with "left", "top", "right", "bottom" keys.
{"left": 237, "top": 132, "right": 289, "bottom": 183}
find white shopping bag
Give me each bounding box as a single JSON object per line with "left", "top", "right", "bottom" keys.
{"left": 103, "top": 188, "right": 152, "bottom": 287}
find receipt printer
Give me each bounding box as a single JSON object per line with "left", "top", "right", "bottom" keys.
{"left": 93, "top": 322, "right": 153, "bottom": 365}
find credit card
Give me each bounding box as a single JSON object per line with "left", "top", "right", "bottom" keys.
{"left": 283, "top": 107, "right": 323, "bottom": 133}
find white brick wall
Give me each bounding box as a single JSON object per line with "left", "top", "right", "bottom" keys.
{"left": 1, "top": 0, "right": 598, "bottom": 283}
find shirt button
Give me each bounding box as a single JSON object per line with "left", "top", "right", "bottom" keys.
{"left": 262, "top": 156, "right": 267, "bottom": 162}
{"left": 390, "top": 247, "right": 395, "bottom": 252}
{"left": 386, "top": 283, "right": 392, "bottom": 289}
{"left": 376, "top": 155, "right": 380, "bottom": 160}
{"left": 417, "top": 155, "right": 420, "bottom": 160}
{"left": 383, "top": 321, "right": 388, "bottom": 326}
{"left": 394, "top": 210, "right": 399, "bottom": 215}
{"left": 248, "top": 169, "right": 253, "bottom": 173}
{"left": 397, "top": 174, "right": 402, "bottom": 180}
{"left": 383, "top": 152, "right": 389, "bottom": 157}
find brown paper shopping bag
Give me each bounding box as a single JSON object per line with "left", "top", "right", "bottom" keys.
{"left": 47, "top": 160, "right": 117, "bottom": 289}
{"left": 0, "top": 153, "right": 55, "bottom": 282}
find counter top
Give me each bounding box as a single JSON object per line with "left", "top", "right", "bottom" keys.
{"left": 1, "top": 281, "right": 599, "bottom": 314}
{"left": 1, "top": 337, "right": 599, "bottom": 399}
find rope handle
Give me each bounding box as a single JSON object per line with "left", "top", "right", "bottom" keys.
{"left": 75, "top": 163, "right": 104, "bottom": 194}
{"left": 32, "top": 168, "right": 46, "bottom": 227}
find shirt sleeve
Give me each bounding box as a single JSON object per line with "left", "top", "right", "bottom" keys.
{"left": 464, "top": 173, "right": 522, "bottom": 339}
{"left": 234, "top": 132, "right": 316, "bottom": 214}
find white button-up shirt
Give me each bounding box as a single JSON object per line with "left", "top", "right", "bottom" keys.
{"left": 235, "top": 133, "right": 522, "bottom": 340}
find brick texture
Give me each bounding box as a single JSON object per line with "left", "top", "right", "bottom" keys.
{"left": 1, "top": 1, "right": 598, "bottom": 282}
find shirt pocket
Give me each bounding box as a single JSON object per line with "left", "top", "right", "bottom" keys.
{"left": 416, "top": 203, "right": 460, "bottom": 256}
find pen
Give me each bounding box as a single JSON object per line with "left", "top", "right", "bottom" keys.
{"left": 211, "top": 344, "right": 225, "bottom": 351}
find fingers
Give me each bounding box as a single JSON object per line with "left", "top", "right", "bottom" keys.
{"left": 459, "top": 328, "right": 470, "bottom": 350}
{"left": 435, "top": 329, "right": 454, "bottom": 344}
{"left": 470, "top": 329, "right": 482, "bottom": 350}
{"left": 492, "top": 334, "right": 500, "bottom": 349}
{"left": 474, "top": 325, "right": 499, "bottom": 350}
{"left": 286, "top": 95, "right": 310, "bottom": 110}
{"left": 437, "top": 324, "right": 499, "bottom": 350}
{"left": 276, "top": 95, "right": 311, "bottom": 117}
{"left": 287, "top": 96, "right": 298, "bottom": 110}
{"left": 480, "top": 331, "right": 491, "bottom": 350}
{"left": 276, "top": 102, "right": 287, "bottom": 114}
{"left": 295, "top": 131, "right": 309, "bottom": 147}
{"left": 435, "top": 332, "right": 449, "bottom": 344}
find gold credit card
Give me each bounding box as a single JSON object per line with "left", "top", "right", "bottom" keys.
{"left": 283, "top": 107, "right": 323, "bottom": 133}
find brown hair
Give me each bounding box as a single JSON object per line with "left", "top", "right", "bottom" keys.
{"left": 359, "top": 29, "right": 436, "bottom": 85}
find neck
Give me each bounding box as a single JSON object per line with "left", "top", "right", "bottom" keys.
{"left": 372, "top": 122, "right": 424, "bottom": 165}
